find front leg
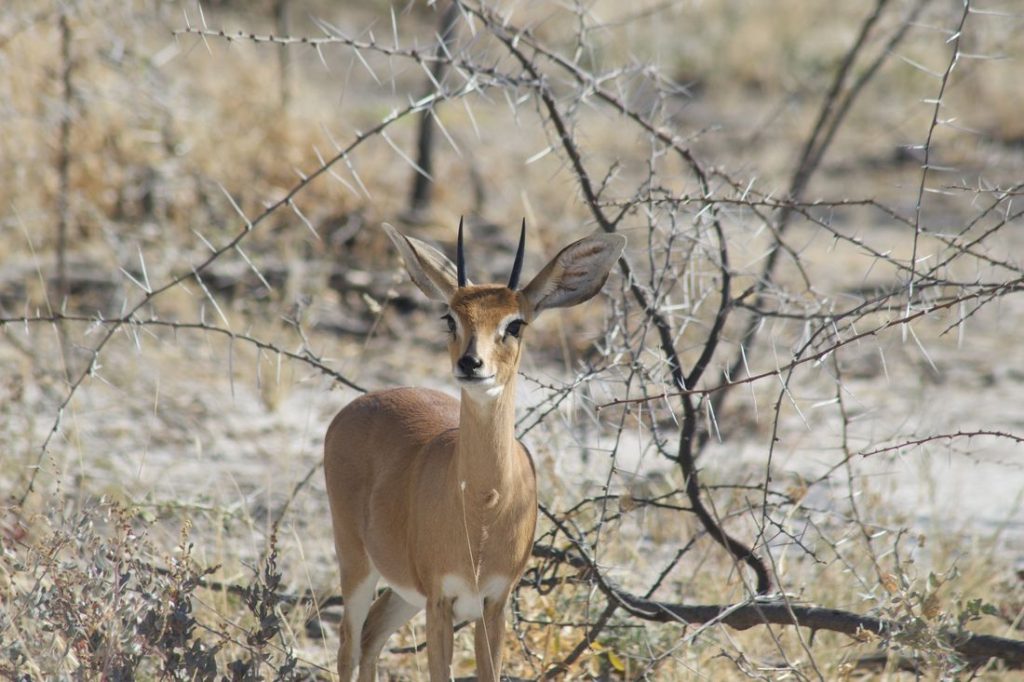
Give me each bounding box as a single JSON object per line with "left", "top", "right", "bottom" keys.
{"left": 426, "top": 594, "right": 455, "bottom": 682}
{"left": 474, "top": 596, "right": 508, "bottom": 682}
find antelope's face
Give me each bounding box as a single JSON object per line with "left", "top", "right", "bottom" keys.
{"left": 383, "top": 219, "right": 626, "bottom": 401}
{"left": 444, "top": 286, "right": 528, "bottom": 397}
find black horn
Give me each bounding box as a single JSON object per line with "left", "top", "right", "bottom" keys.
{"left": 508, "top": 219, "right": 526, "bottom": 290}
{"left": 456, "top": 216, "right": 467, "bottom": 288}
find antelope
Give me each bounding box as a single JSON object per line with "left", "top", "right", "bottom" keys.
{"left": 324, "top": 220, "right": 625, "bottom": 681}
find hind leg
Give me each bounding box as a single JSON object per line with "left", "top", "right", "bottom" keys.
{"left": 333, "top": 522, "right": 379, "bottom": 681}
{"left": 338, "top": 564, "right": 379, "bottom": 680}
{"left": 357, "top": 589, "right": 422, "bottom": 682}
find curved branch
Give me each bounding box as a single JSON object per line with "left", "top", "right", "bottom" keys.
{"left": 481, "top": 3, "right": 770, "bottom": 594}
{"left": 530, "top": 545, "right": 1024, "bottom": 667}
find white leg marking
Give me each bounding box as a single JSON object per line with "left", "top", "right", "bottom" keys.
{"left": 344, "top": 571, "right": 379, "bottom": 664}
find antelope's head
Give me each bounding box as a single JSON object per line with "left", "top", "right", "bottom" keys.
{"left": 384, "top": 220, "right": 625, "bottom": 400}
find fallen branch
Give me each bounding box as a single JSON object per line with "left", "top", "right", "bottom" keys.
{"left": 530, "top": 545, "right": 1024, "bottom": 668}
{"left": 165, "top": 540, "right": 1024, "bottom": 668}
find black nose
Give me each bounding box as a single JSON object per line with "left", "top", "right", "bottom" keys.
{"left": 457, "top": 354, "right": 483, "bottom": 375}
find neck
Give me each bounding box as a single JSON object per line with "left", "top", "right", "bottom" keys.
{"left": 455, "top": 382, "right": 517, "bottom": 492}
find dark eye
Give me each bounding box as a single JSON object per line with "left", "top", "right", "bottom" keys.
{"left": 441, "top": 314, "right": 456, "bottom": 334}
{"left": 505, "top": 319, "right": 524, "bottom": 339}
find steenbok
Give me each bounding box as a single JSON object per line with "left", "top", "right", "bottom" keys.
{"left": 325, "top": 220, "right": 624, "bottom": 681}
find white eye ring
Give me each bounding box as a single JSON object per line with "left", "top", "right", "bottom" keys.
{"left": 497, "top": 313, "right": 525, "bottom": 340}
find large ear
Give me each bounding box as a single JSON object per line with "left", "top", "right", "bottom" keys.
{"left": 521, "top": 232, "right": 625, "bottom": 316}
{"left": 382, "top": 223, "right": 466, "bottom": 302}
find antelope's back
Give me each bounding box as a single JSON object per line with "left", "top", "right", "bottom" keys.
{"left": 324, "top": 387, "right": 459, "bottom": 498}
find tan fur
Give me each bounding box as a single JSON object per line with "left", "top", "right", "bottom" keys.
{"left": 324, "top": 227, "right": 624, "bottom": 682}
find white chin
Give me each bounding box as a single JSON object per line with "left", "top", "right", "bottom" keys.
{"left": 458, "top": 378, "right": 503, "bottom": 400}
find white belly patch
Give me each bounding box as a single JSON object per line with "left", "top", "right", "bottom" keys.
{"left": 386, "top": 575, "right": 510, "bottom": 621}
{"left": 442, "top": 574, "right": 510, "bottom": 622}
